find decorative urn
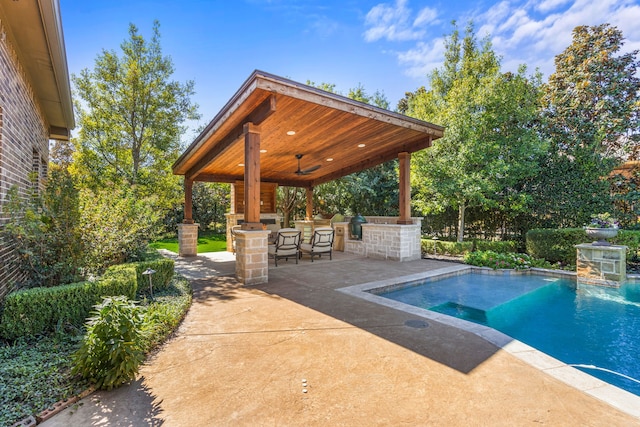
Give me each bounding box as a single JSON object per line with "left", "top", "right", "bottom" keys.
{"left": 585, "top": 227, "right": 618, "bottom": 246}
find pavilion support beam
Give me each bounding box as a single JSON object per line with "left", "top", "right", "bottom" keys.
{"left": 305, "top": 187, "right": 314, "bottom": 220}
{"left": 397, "top": 151, "right": 413, "bottom": 225}
{"left": 242, "top": 122, "right": 262, "bottom": 230}
{"left": 183, "top": 178, "right": 194, "bottom": 224}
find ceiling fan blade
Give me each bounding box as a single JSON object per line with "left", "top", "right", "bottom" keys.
{"left": 301, "top": 164, "right": 321, "bottom": 174}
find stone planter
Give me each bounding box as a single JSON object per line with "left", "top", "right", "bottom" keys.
{"left": 585, "top": 227, "right": 618, "bottom": 246}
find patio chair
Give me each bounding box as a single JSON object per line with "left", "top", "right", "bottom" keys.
{"left": 268, "top": 228, "right": 302, "bottom": 267}
{"left": 231, "top": 225, "right": 241, "bottom": 254}
{"left": 299, "top": 227, "right": 334, "bottom": 262}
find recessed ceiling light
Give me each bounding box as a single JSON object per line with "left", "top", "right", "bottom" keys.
{"left": 358, "top": 143, "right": 366, "bottom": 148}
{"left": 260, "top": 149, "right": 267, "bottom": 153}
{"left": 326, "top": 158, "right": 334, "bottom": 162}
{"left": 287, "top": 130, "right": 296, "bottom": 135}
{"left": 238, "top": 163, "right": 244, "bottom": 167}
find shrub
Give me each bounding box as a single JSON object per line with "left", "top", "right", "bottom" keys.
{"left": 132, "top": 259, "right": 175, "bottom": 294}
{"left": 526, "top": 228, "right": 640, "bottom": 265}
{"left": 1, "top": 170, "right": 83, "bottom": 289}
{"left": 79, "top": 187, "right": 160, "bottom": 275}
{"left": 526, "top": 228, "right": 585, "bottom": 264}
{"left": 463, "top": 250, "right": 532, "bottom": 270}
{"left": 0, "top": 266, "right": 137, "bottom": 340}
{"left": 421, "top": 239, "right": 474, "bottom": 256}
{"left": 72, "top": 296, "right": 144, "bottom": 390}
{"left": 139, "top": 275, "right": 192, "bottom": 351}
{"left": 474, "top": 240, "right": 519, "bottom": 253}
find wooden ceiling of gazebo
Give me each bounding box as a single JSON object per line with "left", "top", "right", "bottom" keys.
{"left": 173, "top": 70, "right": 444, "bottom": 188}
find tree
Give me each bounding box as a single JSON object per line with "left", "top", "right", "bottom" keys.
{"left": 531, "top": 24, "right": 640, "bottom": 227}
{"left": 72, "top": 21, "right": 199, "bottom": 208}
{"left": 405, "top": 22, "right": 545, "bottom": 241}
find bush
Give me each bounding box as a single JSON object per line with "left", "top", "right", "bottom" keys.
{"left": 421, "top": 239, "right": 474, "bottom": 256}
{"left": 463, "top": 250, "right": 532, "bottom": 270}
{"left": 72, "top": 296, "right": 144, "bottom": 390}
{"left": 1, "top": 170, "right": 83, "bottom": 288}
{"left": 79, "top": 187, "right": 160, "bottom": 275}
{"left": 526, "top": 228, "right": 585, "bottom": 265}
{"left": 526, "top": 228, "right": 640, "bottom": 265}
{"left": 139, "top": 275, "right": 192, "bottom": 351}
{"left": 0, "top": 266, "right": 137, "bottom": 340}
{"left": 474, "top": 240, "right": 519, "bottom": 253}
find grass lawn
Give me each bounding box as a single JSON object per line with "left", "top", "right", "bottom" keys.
{"left": 149, "top": 231, "right": 226, "bottom": 253}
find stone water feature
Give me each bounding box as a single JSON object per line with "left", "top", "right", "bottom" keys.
{"left": 575, "top": 243, "right": 627, "bottom": 287}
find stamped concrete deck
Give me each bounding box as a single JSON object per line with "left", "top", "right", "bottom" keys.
{"left": 41, "top": 251, "right": 640, "bottom": 426}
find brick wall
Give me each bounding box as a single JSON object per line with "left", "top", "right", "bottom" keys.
{"left": 0, "top": 20, "right": 50, "bottom": 299}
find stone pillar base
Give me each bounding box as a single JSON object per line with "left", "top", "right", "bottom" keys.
{"left": 576, "top": 243, "right": 627, "bottom": 287}
{"left": 178, "top": 223, "right": 199, "bottom": 257}
{"left": 235, "top": 230, "right": 270, "bottom": 285}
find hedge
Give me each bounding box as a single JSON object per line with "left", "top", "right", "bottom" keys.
{"left": 421, "top": 239, "right": 518, "bottom": 256}
{"left": 0, "top": 257, "right": 175, "bottom": 340}
{"left": 0, "top": 266, "right": 136, "bottom": 340}
{"left": 108, "top": 258, "right": 175, "bottom": 294}
{"left": 474, "top": 240, "right": 519, "bottom": 253}
{"left": 526, "top": 228, "right": 640, "bottom": 265}
{"left": 421, "top": 239, "right": 474, "bottom": 256}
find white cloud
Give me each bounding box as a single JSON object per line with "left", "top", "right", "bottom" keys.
{"left": 363, "top": 0, "right": 438, "bottom": 42}
{"left": 534, "top": 0, "right": 572, "bottom": 13}
{"left": 396, "top": 37, "right": 445, "bottom": 78}
{"left": 365, "top": 0, "right": 640, "bottom": 83}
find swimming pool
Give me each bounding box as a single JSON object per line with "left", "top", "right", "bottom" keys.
{"left": 374, "top": 271, "right": 640, "bottom": 397}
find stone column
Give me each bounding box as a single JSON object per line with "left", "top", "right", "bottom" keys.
{"left": 576, "top": 244, "right": 627, "bottom": 287}
{"left": 178, "top": 223, "right": 199, "bottom": 257}
{"left": 235, "top": 229, "right": 270, "bottom": 285}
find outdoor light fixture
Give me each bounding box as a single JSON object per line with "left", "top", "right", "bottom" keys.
{"left": 287, "top": 130, "right": 296, "bottom": 135}
{"left": 358, "top": 143, "right": 366, "bottom": 148}
{"left": 326, "top": 158, "right": 334, "bottom": 161}
{"left": 142, "top": 268, "right": 156, "bottom": 299}
{"left": 260, "top": 149, "right": 267, "bottom": 153}
{"left": 238, "top": 163, "right": 244, "bottom": 167}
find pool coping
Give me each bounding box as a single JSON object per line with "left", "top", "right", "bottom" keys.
{"left": 337, "top": 264, "right": 640, "bottom": 420}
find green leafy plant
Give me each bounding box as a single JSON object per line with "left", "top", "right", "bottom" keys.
{"left": 587, "top": 212, "right": 619, "bottom": 228}
{"left": 0, "top": 272, "right": 191, "bottom": 425}
{"left": 72, "top": 296, "right": 144, "bottom": 390}
{"left": 0, "top": 335, "right": 87, "bottom": 426}
{"left": 463, "top": 250, "right": 532, "bottom": 270}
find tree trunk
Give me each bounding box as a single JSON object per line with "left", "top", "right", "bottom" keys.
{"left": 457, "top": 202, "right": 466, "bottom": 242}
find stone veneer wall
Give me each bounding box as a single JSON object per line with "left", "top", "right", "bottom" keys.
{"left": 235, "top": 230, "right": 270, "bottom": 285}
{"left": 0, "top": 20, "right": 50, "bottom": 299}
{"left": 344, "top": 218, "right": 422, "bottom": 262}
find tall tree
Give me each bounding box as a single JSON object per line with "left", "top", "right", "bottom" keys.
{"left": 72, "top": 21, "right": 199, "bottom": 207}
{"left": 531, "top": 24, "right": 640, "bottom": 227}
{"left": 404, "top": 22, "right": 545, "bottom": 241}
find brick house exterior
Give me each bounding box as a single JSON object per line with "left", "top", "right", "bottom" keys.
{"left": 0, "top": 0, "right": 74, "bottom": 299}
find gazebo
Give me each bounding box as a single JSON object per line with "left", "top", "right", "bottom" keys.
{"left": 172, "top": 70, "right": 444, "bottom": 284}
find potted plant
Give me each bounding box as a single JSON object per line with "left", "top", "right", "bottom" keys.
{"left": 585, "top": 213, "right": 619, "bottom": 246}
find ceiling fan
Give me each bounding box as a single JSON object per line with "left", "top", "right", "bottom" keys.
{"left": 294, "top": 154, "right": 321, "bottom": 175}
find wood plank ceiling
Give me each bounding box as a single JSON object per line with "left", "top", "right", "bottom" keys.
{"left": 173, "top": 70, "right": 444, "bottom": 188}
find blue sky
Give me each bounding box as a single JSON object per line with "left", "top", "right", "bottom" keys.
{"left": 59, "top": 0, "right": 640, "bottom": 139}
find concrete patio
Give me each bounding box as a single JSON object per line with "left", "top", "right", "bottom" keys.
{"left": 41, "top": 251, "right": 640, "bottom": 426}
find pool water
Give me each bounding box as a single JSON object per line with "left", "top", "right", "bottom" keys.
{"left": 377, "top": 273, "right": 640, "bottom": 396}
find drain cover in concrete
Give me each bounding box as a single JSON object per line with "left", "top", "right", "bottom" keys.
{"left": 404, "top": 319, "right": 429, "bottom": 328}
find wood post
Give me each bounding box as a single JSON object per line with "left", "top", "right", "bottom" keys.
{"left": 183, "top": 178, "right": 194, "bottom": 224}
{"left": 243, "top": 122, "right": 262, "bottom": 230}
{"left": 397, "top": 152, "right": 413, "bottom": 225}
{"left": 305, "top": 187, "right": 314, "bottom": 220}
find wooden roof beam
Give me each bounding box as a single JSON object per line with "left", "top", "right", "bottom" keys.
{"left": 185, "top": 95, "right": 276, "bottom": 180}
